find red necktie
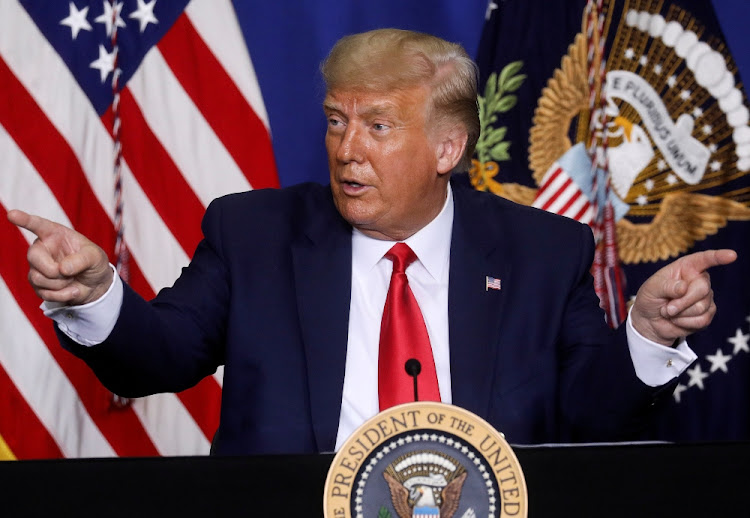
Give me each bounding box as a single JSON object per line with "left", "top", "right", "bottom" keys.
{"left": 378, "top": 243, "right": 440, "bottom": 411}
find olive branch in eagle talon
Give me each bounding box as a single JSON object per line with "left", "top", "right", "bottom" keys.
{"left": 471, "top": 61, "right": 526, "bottom": 193}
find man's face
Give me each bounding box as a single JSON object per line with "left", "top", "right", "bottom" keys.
{"left": 324, "top": 86, "right": 450, "bottom": 241}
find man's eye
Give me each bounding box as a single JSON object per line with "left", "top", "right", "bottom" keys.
{"left": 373, "top": 123, "right": 388, "bottom": 131}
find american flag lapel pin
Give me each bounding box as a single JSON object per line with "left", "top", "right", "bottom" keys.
{"left": 485, "top": 276, "right": 501, "bottom": 291}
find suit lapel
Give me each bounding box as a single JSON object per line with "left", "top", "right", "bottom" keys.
{"left": 448, "top": 183, "right": 512, "bottom": 418}
{"left": 292, "top": 189, "right": 352, "bottom": 452}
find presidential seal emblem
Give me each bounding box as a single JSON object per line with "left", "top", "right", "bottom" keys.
{"left": 324, "top": 402, "right": 527, "bottom": 518}
{"left": 474, "top": 0, "right": 750, "bottom": 264}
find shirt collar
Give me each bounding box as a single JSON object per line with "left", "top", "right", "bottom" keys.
{"left": 352, "top": 184, "right": 454, "bottom": 282}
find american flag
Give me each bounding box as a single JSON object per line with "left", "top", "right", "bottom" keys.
{"left": 0, "top": 0, "right": 277, "bottom": 459}
{"left": 485, "top": 276, "right": 501, "bottom": 291}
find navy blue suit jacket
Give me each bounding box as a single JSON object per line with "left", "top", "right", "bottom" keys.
{"left": 62, "top": 179, "right": 673, "bottom": 454}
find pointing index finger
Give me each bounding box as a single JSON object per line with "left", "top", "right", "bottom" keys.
{"left": 7, "top": 210, "right": 61, "bottom": 240}
{"left": 680, "top": 249, "right": 737, "bottom": 277}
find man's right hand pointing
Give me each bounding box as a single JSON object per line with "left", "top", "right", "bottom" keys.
{"left": 7, "top": 210, "right": 113, "bottom": 306}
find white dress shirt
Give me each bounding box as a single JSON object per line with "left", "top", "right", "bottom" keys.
{"left": 335, "top": 184, "right": 455, "bottom": 448}
{"left": 45, "top": 184, "right": 696, "bottom": 451}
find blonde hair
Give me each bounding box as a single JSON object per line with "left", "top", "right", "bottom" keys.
{"left": 321, "top": 28, "right": 479, "bottom": 171}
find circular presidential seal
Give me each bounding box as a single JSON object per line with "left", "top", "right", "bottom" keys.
{"left": 324, "top": 402, "right": 527, "bottom": 518}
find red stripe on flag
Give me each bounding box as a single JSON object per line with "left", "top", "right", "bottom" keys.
{"left": 157, "top": 14, "right": 279, "bottom": 189}
{"left": 540, "top": 166, "right": 563, "bottom": 189}
{"left": 122, "top": 245, "right": 155, "bottom": 299}
{"left": 177, "top": 376, "right": 221, "bottom": 440}
{"left": 573, "top": 201, "right": 592, "bottom": 221}
{"left": 1, "top": 205, "right": 159, "bottom": 456}
{"left": 541, "top": 177, "right": 573, "bottom": 211}
{"left": 558, "top": 188, "right": 583, "bottom": 215}
{"left": 0, "top": 362, "right": 63, "bottom": 459}
{"left": 102, "top": 90, "right": 205, "bottom": 257}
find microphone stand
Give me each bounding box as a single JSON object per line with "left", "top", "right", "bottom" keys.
{"left": 404, "top": 359, "right": 422, "bottom": 402}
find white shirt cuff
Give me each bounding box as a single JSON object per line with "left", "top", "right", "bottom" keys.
{"left": 626, "top": 307, "right": 697, "bottom": 387}
{"left": 42, "top": 264, "right": 124, "bottom": 347}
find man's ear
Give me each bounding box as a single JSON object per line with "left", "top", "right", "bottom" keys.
{"left": 435, "top": 126, "right": 468, "bottom": 175}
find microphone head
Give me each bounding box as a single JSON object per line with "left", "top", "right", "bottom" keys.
{"left": 404, "top": 359, "right": 422, "bottom": 376}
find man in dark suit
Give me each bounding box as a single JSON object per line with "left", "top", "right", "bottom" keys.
{"left": 8, "top": 29, "right": 735, "bottom": 455}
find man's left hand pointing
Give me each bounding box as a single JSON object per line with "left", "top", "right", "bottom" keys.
{"left": 630, "top": 249, "right": 737, "bottom": 346}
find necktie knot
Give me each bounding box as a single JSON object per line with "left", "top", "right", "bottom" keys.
{"left": 385, "top": 242, "right": 417, "bottom": 274}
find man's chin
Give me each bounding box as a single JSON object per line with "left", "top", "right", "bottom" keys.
{"left": 339, "top": 209, "right": 375, "bottom": 230}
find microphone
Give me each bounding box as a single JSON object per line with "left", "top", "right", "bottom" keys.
{"left": 405, "top": 359, "right": 421, "bottom": 402}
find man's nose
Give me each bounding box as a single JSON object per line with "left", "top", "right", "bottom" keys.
{"left": 337, "top": 125, "right": 365, "bottom": 163}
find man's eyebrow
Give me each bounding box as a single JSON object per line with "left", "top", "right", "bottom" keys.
{"left": 322, "top": 100, "right": 399, "bottom": 117}
{"left": 359, "top": 103, "right": 399, "bottom": 119}
{"left": 323, "top": 100, "right": 404, "bottom": 126}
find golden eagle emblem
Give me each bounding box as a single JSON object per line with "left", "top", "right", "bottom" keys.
{"left": 477, "top": 0, "right": 750, "bottom": 263}
{"left": 383, "top": 451, "right": 467, "bottom": 518}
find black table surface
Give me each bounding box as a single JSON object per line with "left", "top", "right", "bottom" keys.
{"left": 2, "top": 441, "right": 749, "bottom": 517}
